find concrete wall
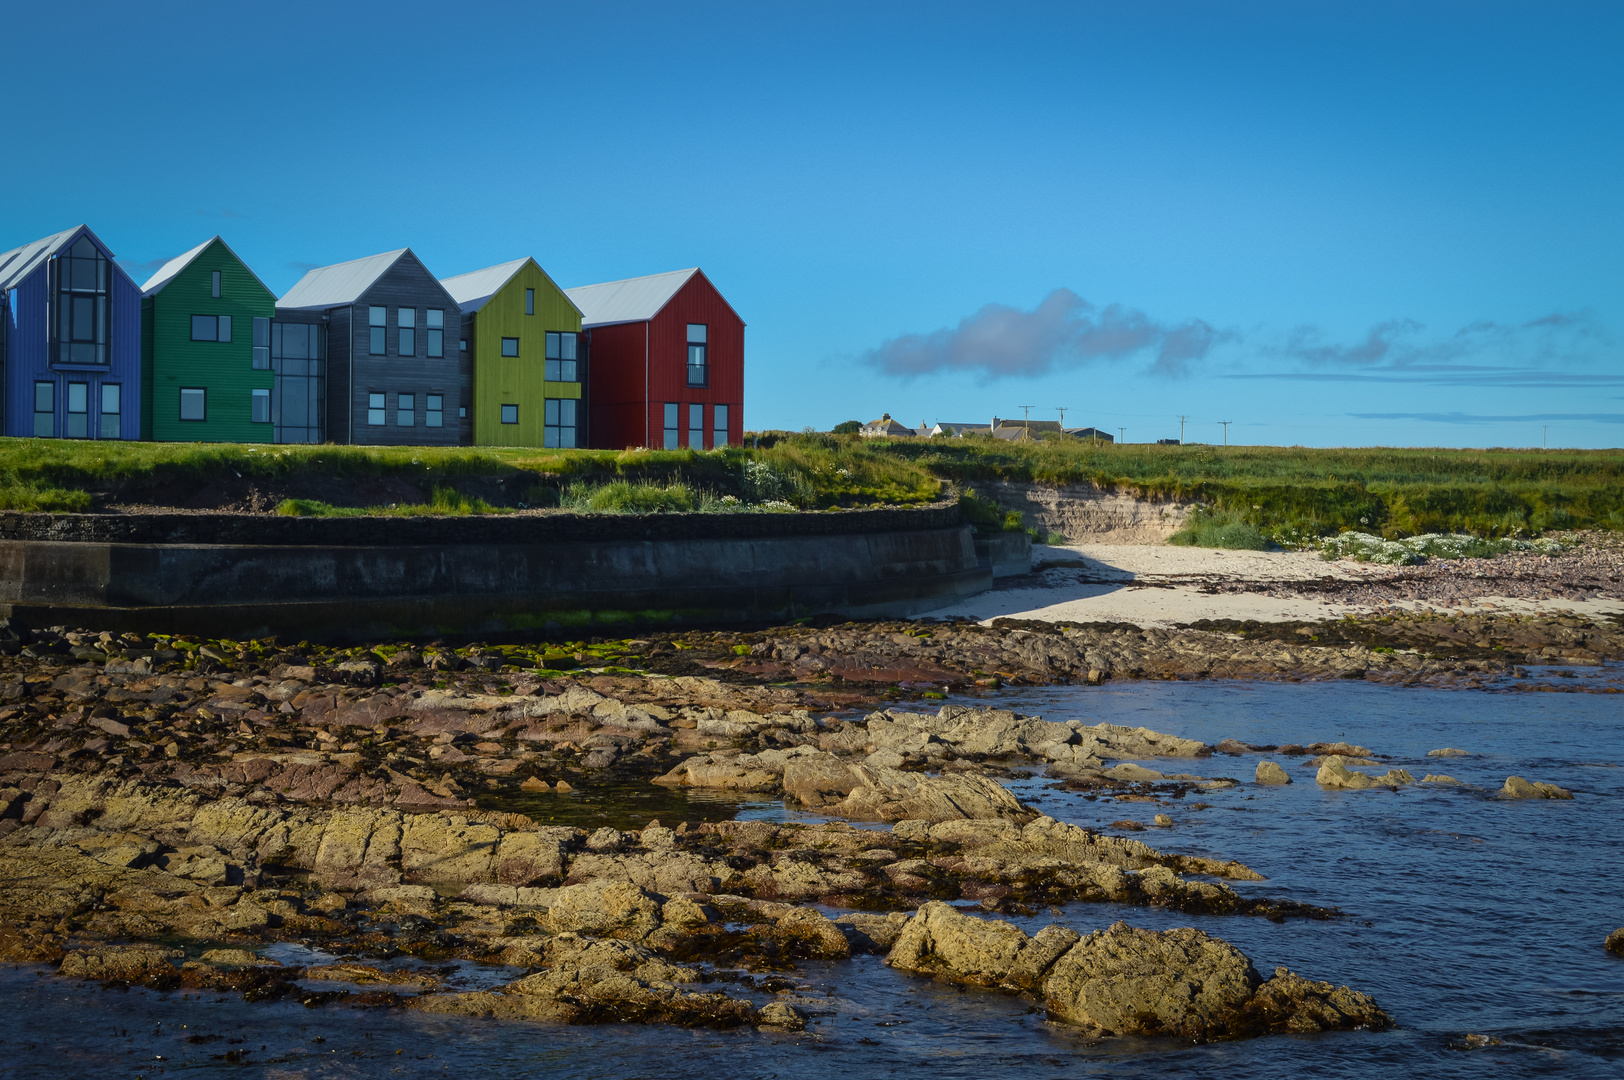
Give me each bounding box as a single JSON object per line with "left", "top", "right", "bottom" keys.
{"left": 0, "top": 503, "right": 989, "bottom": 639}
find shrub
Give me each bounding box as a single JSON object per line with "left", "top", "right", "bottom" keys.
{"left": 1168, "top": 509, "right": 1271, "bottom": 550}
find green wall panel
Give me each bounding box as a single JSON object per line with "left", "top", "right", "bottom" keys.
{"left": 471, "top": 260, "right": 582, "bottom": 447}
{"left": 146, "top": 239, "right": 277, "bottom": 443}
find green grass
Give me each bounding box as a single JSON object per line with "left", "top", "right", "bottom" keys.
{"left": 861, "top": 435, "right": 1624, "bottom": 540}
{"left": 1168, "top": 508, "right": 1272, "bottom": 550}
{"left": 276, "top": 486, "right": 497, "bottom": 517}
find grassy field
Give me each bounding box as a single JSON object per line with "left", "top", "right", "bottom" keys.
{"left": 0, "top": 433, "right": 1617, "bottom": 541}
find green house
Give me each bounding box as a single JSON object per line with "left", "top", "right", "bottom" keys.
{"left": 140, "top": 237, "right": 277, "bottom": 442}
{"left": 441, "top": 258, "right": 585, "bottom": 447}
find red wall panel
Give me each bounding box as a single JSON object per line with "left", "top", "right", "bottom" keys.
{"left": 586, "top": 270, "right": 745, "bottom": 449}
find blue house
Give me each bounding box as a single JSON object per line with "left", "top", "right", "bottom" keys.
{"left": 0, "top": 225, "right": 142, "bottom": 440}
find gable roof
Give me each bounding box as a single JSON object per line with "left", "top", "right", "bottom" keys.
{"left": 140, "top": 236, "right": 276, "bottom": 299}
{"left": 0, "top": 224, "right": 95, "bottom": 292}
{"left": 564, "top": 267, "right": 700, "bottom": 327}
{"left": 440, "top": 257, "right": 583, "bottom": 318}
{"left": 277, "top": 248, "right": 411, "bottom": 310}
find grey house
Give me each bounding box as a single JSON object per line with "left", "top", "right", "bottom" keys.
{"left": 277, "top": 249, "right": 467, "bottom": 445}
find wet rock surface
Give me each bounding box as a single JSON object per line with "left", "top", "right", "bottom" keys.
{"left": 885, "top": 904, "right": 1391, "bottom": 1041}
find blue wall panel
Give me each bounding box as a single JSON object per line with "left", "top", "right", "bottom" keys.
{"left": 5, "top": 265, "right": 47, "bottom": 437}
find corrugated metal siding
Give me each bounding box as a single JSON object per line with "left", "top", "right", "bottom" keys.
{"left": 585, "top": 321, "right": 651, "bottom": 448}
{"left": 148, "top": 239, "right": 277, "bottom": 443}
{"left": 586, "top": 271, "right": 743, "bottom": 450}
{"left": 4, "top": 265, "right": 47, "bottom": 436}
{"left": 472, "top": 262, "right": 583, "bottom": 447}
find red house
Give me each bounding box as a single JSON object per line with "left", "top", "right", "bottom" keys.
{"left": 565, "top": 268, "right": 743, "bottom": 450}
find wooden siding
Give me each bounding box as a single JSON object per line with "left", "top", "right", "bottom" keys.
{"left": 586, "top": 270, "right": 744, "bottom": 449}
{"left": 344, "top": 253, "right": 462, "bottom": 447}
{"left": 470, "top": 260, "right": 583, "bottom": 447}
{"left": 3, "top": 232, "right": 143, "bottom": 441}
{"left": 147, "top": 239, "right": 277, "bottom": 443}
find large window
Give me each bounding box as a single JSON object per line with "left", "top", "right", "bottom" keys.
{"left": 369, "top": 306, "right": 386, "bottom": 354}
{"left": 427, "top": 309, "right": 443, "bottom": 358}
{"left": 251, "top": 388, "right": 270, "bottom": 424}
{"left": 713, "top": 404, "right": 729, "bottom": 448}
{"left": 501, "top": 337, "right": 519, "bottom": 358}
{"left": 426, "top": 394, "right": 444, "bottom": 428}
{"left": 688, "top": 403, "right": 704, "bottom": 449}
{"left": 398, "top": 308, "right": 416, "bottom": 356}
{"left": 190, "top": 314, "right": 232, "bottom": 342}
{"left": 545, "top": 332, "right": 578, "bottom": 381}
{"left": 99, "top": 384, "right": 121, "bottom": 439}
{"left": 368, "top": 392, "right": 386, "bottom": 425}
{"left": 55, "top": 236, "right": 109, "bottom": 365}
{"left": 397, "top": 393, "right": 415, "bottom": 426}
{"left": 179, "top": 387, "right": 206, "bottom": 422}
{"left": 501, "top": 403, "right": 518, "bottom": 425}
{"left": 270, "top": 320, "right": 325, "bottom": 444}
{"left": 663, "top": 402, "right": 679, "bottom": 450}
{"left": 33, "top": 382, "right": 53, "bottom": 438}
{"left": 66, "top": 382, "right": 89, "bottom": 437}
{"left": 686, "top": 323, "right": 707, "bottom": 387}
{"left": 544, "top": 399, "right": 577, "bottom": 448}
{"left": 252, "top": 317, "right": 270, "bottom": 369}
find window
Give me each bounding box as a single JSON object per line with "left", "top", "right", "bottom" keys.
{"left": 688, "top": 403, "right": 704, "bottom": 449}
{"left": 501, "top": 403, "right": 518, "bottom": 425}
{"left": 544, "top": 398, "right": 577, "bottom": 448}
{"left": 427, "top": 309, "right": 443, "bottom": 357}
{"left": 251, "top": 388, "right": 270, "bottom": 424}
{"left": 687, "top": 323, "right": 707, "bottom": 387}
{"left": 33, "top": 382, "right": 53, "bottom": 438}
{"left": 501, "top": 337, "right": 519, "bottom": 358}
{"left": 368, "top": 392, "right": 386, "bottom": 426}
{"left": 397, "top": 308, "right": 415, "bottom": 356}
{"left": 55, "top": 236, "right": 109, "bottom": 365}
{"left": 190, "top": 314, "right": 231, "bottom": 342}
{"left": 252, "top": 317, "right": 270, "bottom": 369}
{"left": 65, "top": 382, "right": 89, "bottom": 437}
{"left": 663, "top": 403, "right": 679, "bottom": 450}
{"left": 525, "top": 288, "right": 534, "bottom": 315}
{"left": 426, "top": 394, "right": 443, "bottom": 428}
{"left": 369, "top": 306, "right": 386, "bottom": 354}
{"left": 545, "top": 332, "right": 578, "bottom": 381}
{"left": 460, "top": 339, "right": 467, "bottom": 352}
{"left": 397, "top": 393, "right": 415, "bottom": 426}
{"left": 179, "top": 387, "right": 206, "bottom": 422}
{"left": 99, "top": 384, "right": 121, "bottom": 439}
{"left": 211, "top": 270, "right": 221, "bottom": 298}
{"left": 270, "top": 320, "right": 326, "bottom": 444}
{"left": 713, "top": 404, "right": 729, "bottom": 448}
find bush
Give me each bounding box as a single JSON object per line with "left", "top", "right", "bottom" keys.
{"left": 1168, "top": 509, "right": 1271, "bottom": 550}
{"left": 563, "top": 480, "right": 696, "bottom": 514}
{"left": 831, "top": 420, "right": 862, "bottom": 435}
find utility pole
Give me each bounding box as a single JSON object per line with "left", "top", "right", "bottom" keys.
{"left": 1177, "top": 414, "right": 1188, "bottom": 445}
{"left": 1543, "top": 425, "right": 1548, "bottom": 449}
{"left": 1056, "top": 406, "right": 1068, "bottom": 434}
{"left": 1219, "top": 420, "right": 1231, "bottom": 446}
{"left": 1118, "top": 427, "right": 1125, "bottom": 445}
{"left": 1019, "top": 404, "right": 1035, "bottom": 438}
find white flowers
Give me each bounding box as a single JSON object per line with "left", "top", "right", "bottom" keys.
{"left": 1320, "top": 531, "right": 1564, "bottom": 565}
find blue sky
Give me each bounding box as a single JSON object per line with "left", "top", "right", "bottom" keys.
{"left": 5, "top": 1, "right": 1621, "bottom": 447}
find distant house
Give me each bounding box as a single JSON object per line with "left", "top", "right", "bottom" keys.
{"left": 0, "top": 225, "right": 141, "bottom": 440}
{"left": 991, "top": 416, "right": 1064, "bottom": 441}
{"left": 861, "top": 413, "right": 915, "bottom": 438}
{"left": 929, "top": 421, "right": 992, "bottom": 438}
{"left": 1156, "top": 438, "right": 1181, "bottom": 445}
{"left": 140, "top": 236, "right": 277, "bottom": 442}
{"left": 1065, "top": 426, "right": 1114, "bottom": 443}
{"left": 442, "top": 258, "right": 585, "bottom": 448}
{"left": 565, "top": 268, "right": 743, "bottom": 450}
{"left": 277, "top": 249, "right": 464, "bottom": 446}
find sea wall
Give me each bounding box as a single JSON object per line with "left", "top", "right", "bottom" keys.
{"left": 0, "top": 503, "right": 990, "bottom": 639}
{"left": 977, "top": 480, "right": 1195, "bottom": 544}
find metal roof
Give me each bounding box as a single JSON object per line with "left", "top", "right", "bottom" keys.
{"left": 440, "top": 258, "right": 528, "bottom": 314}
{"left": 139, "top": 236, "right": 276, "bottom": 299}
{"left": 0, "top": 224, "right": 87, "bottom": 292}
{"left": 564, "top": 267, "right": 699, "bottom": 327}
{"left": 277, "top": 248, "right": 409, "bottom": 310}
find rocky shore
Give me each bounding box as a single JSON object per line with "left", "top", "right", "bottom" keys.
{"left": 0, "top": 611, "right": 1430, "bottom": 1043}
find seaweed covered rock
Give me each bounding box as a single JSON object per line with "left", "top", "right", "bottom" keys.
{"left": 886, "top": 901, "right": 1077, "bottom": 990}
{"left": 1604, "top": 928, "right": 1624, "bottom": 956}
{"left": 59, "top": 945, "right": 181, "bottom": 985}
{"left": 1238, "top": 966, "right": 1393, "bottom": 1034}
{"left": 1500, "top": 776, "right": 1573, "bottom": 800}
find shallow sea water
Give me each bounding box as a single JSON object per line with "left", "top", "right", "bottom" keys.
{"left": 2, "top": 672, "right": 1621, "bottom": 1078}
